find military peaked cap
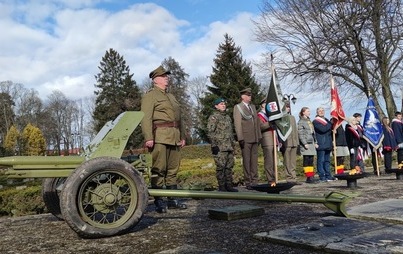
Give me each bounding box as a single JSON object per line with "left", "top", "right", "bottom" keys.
{"left": 149, "top": 65, "right": 171, "bottom": 79}
{"left": 240, "top": 87, "right": 252, "bottom": 96}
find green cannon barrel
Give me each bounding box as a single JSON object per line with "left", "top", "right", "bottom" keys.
{"left": 0, "top": 156, "right": 85, "bottom": 178}
{"left": 0, "top": 156, "right": 84, "bottom": 166}
{"left": 148, "top": 189, "right": 351, "bottom": 217}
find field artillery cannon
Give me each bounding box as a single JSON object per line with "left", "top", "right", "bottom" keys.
{"left": 1, "top": 111, "right": 352, "bottom": 238}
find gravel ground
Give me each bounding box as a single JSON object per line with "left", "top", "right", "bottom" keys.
{"left": 0, "top": 172, "right": 402, "bottom": 254}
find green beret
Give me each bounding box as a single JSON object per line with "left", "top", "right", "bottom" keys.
{"left": 149, "top": 65, "right": 171, "bottom": 79}
{"left": 214, "top": 98, "right": 225, "bottom": 105}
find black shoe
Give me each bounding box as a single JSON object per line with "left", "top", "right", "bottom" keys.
{"left": 305, "top": 177, "right": 317, "bottom": 184}
{"left": 218, "top": 186, "right": 227, "bottom": 192}
{"left": 154, "top": 199, "right": 167, "bottom": 213}
{"left": 246, "top": 185, "right": 254, "bottom": 190}
{"left": 167, "top": 199, "right": 187, "bottom": 209}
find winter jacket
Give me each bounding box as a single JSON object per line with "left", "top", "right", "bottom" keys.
{"left": 313, "top": 116, "right": 333, "bottom": 151}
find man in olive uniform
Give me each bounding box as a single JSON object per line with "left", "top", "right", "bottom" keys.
{"left": 207, "top": 98, "right": 238, "bottom": 192}
{"left": 233, "top": 88, "right": 262, "bottom": 189}
{"left": 141, "top": 65, "right": 187, "bottom": 213}
{"left": 280, "top": 103, "right": 299, "bottom": 183}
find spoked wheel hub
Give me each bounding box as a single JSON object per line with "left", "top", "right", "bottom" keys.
{"left": 91, "top": 183, "right": 121, "bottom": 211}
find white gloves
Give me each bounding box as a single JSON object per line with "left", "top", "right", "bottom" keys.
{"left": 350, "top": 148, "right": 355, "bottom": 154}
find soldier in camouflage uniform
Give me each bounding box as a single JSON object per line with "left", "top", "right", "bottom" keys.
{"left": 207, "top": 98, "right": 238, "bottom": 192}
{"left": 141, "top": 65, "right": 187, "bottom": 213}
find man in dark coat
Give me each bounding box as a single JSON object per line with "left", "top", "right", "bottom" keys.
{"left": 312, "top": 107, "right": 334, "bottom": 182}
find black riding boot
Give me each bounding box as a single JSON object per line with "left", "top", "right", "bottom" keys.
{"left": 152, "top": 186, "right": 167, "bottom": 213}
{"left": 224, "top": 168, "right": 238, "bottom": 192}
{"left": 216, "top": 170, "right": 226, "bottom": 191}
{"left": 166, "top": 185, "right": 187, "bottom": 209}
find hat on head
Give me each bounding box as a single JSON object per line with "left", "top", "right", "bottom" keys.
{"left": 240, "top": 87, "right": 252, "bottom": 96}
{"left": 260, "top": 98, "right": 267, "bottom": 105}
{"left": 149, "top": 65, "right": 171, "bottom": 79}
{"left": 214, "top": 98, "right": 225, "bottom": 105}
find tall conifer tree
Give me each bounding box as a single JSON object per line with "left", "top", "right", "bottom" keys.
{"left": 198, "top": 34, "right": 262, "bottom": 142}
{"left": 93, "top": 48, "right": 143, "bottom": 147}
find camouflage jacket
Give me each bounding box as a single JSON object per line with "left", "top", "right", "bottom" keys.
{"left": 207, "top": 111, "right": 235, "bottom": 152}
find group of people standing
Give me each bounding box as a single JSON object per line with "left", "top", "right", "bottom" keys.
{"left": 209, "top": 88, "right": 403, "bottom": 188}
{"left": 140, "top": 64, "right": 403, "bottom": 213}
{"left": 209, "top": 87, "right": 300, "bottom": 191}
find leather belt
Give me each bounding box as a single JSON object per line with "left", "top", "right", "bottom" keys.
{"left": 153, "top": 121, "right": 180, "bottom": 128}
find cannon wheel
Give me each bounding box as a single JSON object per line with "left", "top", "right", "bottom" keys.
{"left": 60, "top": 156, "right": 149, "bottom": 238}
{"left": 41, "top": 177, "right": 66, "bottom": 220}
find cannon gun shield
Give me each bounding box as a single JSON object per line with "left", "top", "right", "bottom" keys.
{"left": 60, "top": 156, "right": 149, "bottom": 238}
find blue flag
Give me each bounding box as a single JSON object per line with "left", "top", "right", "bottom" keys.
{"left": 363, "top": 97, "right": 384, "bottom": 148}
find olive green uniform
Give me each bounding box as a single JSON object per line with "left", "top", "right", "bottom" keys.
{"left": 141, "top": 86, "right": 185, "bottom": 188}
{"left": 207, "top": 111, "right": 236, "bottom": 190}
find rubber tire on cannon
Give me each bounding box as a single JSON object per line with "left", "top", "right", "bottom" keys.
{"left": 60, "top": 156, "right": 149, "bottom": 238}
{"left": 41, "top": 177, "right": 66, "bottom": 220}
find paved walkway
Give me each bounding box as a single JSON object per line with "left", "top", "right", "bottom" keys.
{"left": 254, "top": 198, "right": 403, "bottom": 253}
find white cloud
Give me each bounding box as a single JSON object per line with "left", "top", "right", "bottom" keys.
{"left": 0, "top": 2, "right": 264, "bottom": 101}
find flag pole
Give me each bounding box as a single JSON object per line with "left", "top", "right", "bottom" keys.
{"left": 329, "top": 71, "right": 338, "bottom": 174}
{"left": 270, "top": 54, "right": 278, "bottom": 183}
{"left": 401, "top": 87, "right": 403, "bottom": 113}
{"left": 374, "top": 147, "right": 380, "bottom": 176}
{"left": 333, "top": 130, "right": 337, "bottom": 174}
{"left": 273, "top": 130, "right": 278, "bottom": 183}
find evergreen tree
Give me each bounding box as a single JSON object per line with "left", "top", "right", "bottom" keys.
{"left": 198, "top": 34, "right": 263, "bottom": 142}
{"left": 161, "top": 57, "right": 193, "bottom": 145}
{"left": 93, "top": 48, "right": 143, "bottom": 148}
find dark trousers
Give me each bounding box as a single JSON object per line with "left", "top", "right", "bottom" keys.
{"left": 317, "top": 150, "right": 331, "bottom": 180}
{"left": 383, "top": 150, "right": 393, "bottom": 170}
{"left": 303, "top": 155, "right": 314, "bottom": 167}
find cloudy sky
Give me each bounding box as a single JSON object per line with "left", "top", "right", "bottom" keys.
{"left": 0, "top": 1, "right": 265, "bottom": 96}
{"left": 0, "top": 0, "right": 367, "bottom": 117}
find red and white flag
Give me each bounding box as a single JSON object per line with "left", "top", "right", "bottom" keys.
{"left": 330, "top": 74, "right": 345, "bottom": 130}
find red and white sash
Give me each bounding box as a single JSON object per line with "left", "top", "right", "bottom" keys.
{"left": 314, "top": 116, "right": 327, "bottom": 125}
